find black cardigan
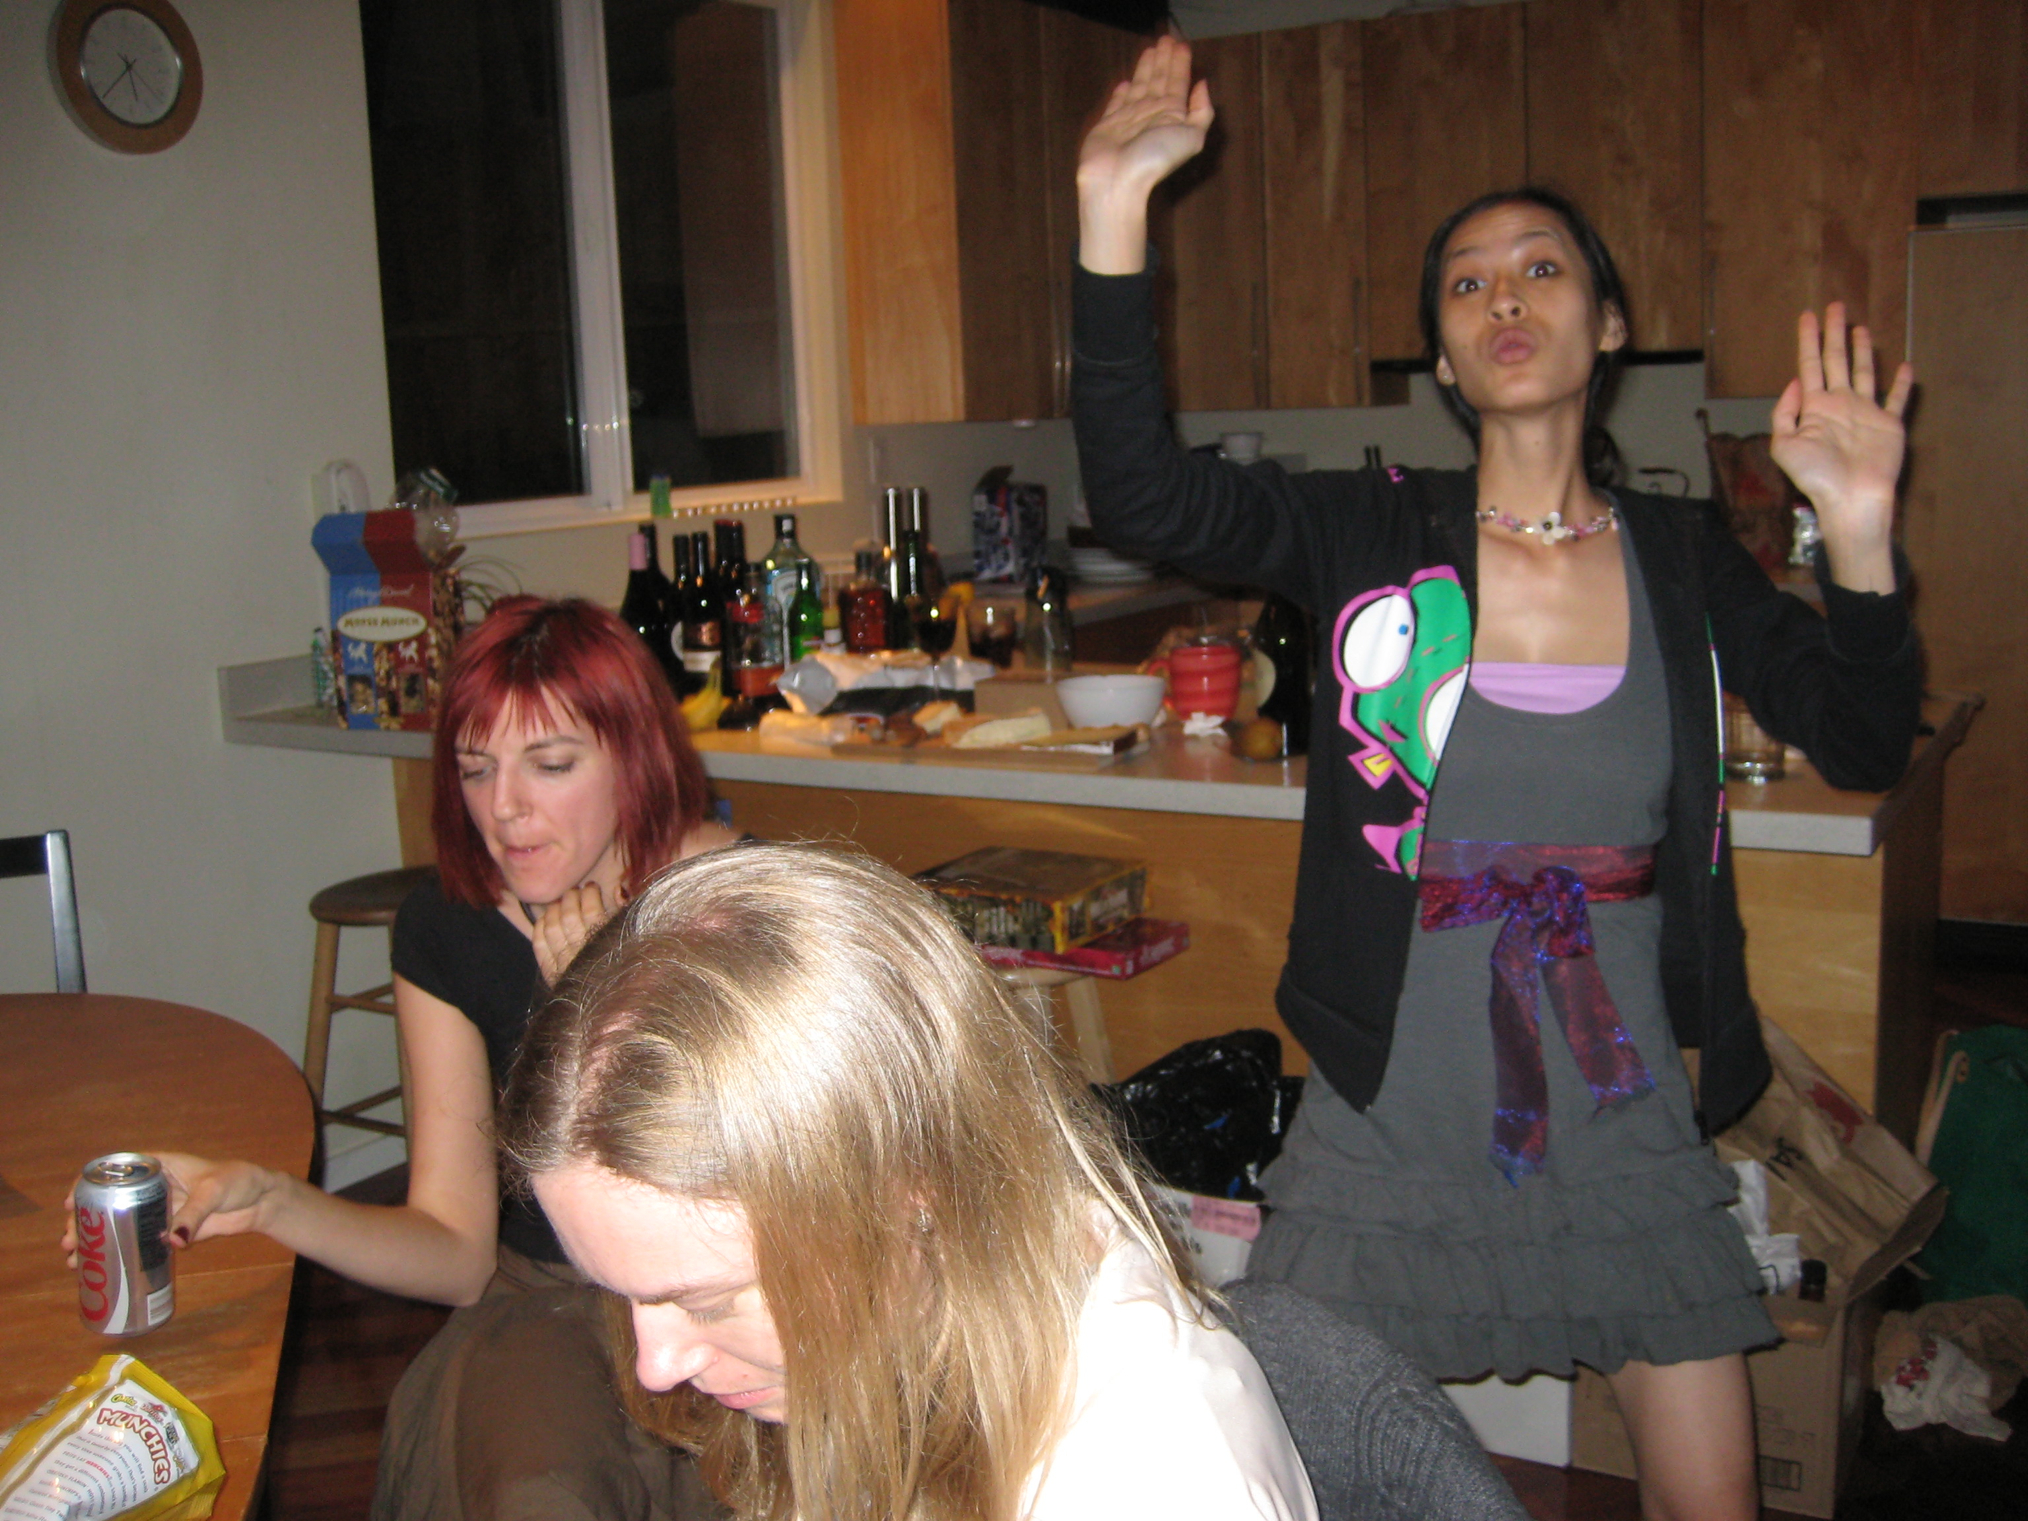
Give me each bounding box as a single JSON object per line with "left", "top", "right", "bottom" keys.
{"left": 1071, "top": 265, "right": 1923, "bottom": 1133}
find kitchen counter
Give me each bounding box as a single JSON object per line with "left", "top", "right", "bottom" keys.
{"left": 222, "top": 653, "right": 1974, "bottom": 1125}
{"left": 221, "top": 654, "right": 1966, "bottom": 852}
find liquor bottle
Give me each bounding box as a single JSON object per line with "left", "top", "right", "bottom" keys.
{"left": 712, "top": 519, "right": 748, "bottom": 695}
{"left": 1251, "top": 593, "right": 1313, "bottom": 755}
{"left": 729, "top": 565, "right": 785, "bottom": 698}
{"left": 789, "top": 563, "right": 826, "bottom": 662}
{"left": 761, "top": 512, "right": 820, "bottom": 631}
{"left": 679, "top": 529, "right": 723, "bottom": 690}
{"left": 893, "top": 497, "right": 929, "bottom": 651}
{"left": 619, "top": 529, "right": 678, "bottom": 688}
{"left": 881, "top": 487, "right": 914, "bottom": 649}
{"left": 841, "top": 543, "right": 890, "bottom": 653}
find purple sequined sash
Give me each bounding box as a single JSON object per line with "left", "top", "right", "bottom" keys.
{"left": 1418, "top": 840, "right": 1658, "bottom": 1184}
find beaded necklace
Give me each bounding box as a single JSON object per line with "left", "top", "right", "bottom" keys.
{"left": 1475, "top": 500, "right": 1618, "bottom": 546}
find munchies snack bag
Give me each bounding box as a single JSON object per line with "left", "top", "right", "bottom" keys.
{"left": 0, "top": 1355, "right": 224, "bottom": 1521}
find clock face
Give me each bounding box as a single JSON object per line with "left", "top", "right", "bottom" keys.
{"left": 79, "top": 7, "right": 183, "bottom": 127}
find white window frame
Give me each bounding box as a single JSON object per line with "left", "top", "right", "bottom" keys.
{"left": 456, "top": 0, "right": 844, "bottom": 539}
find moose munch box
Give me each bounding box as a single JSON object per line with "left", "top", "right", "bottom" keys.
{"left": 312, "top": 510, "right": 454, "bottom": 731}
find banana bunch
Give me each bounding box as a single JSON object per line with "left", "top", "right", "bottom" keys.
{"left": 681, "top": 667, "right": 726, "bottom": 731}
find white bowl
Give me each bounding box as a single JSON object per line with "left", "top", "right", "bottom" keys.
{"left": 1055, "top": 674, "right": 1167, "bottom": 728}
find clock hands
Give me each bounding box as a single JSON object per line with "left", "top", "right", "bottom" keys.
{"left": 100, "top": 54, "right": 139, "bottom": 104}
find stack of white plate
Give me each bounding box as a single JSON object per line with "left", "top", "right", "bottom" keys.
{"left": 1066, "top": 545, "right": 1157, "bottom": 585}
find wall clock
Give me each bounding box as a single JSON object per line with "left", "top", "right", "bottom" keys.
{"left": 49, "top": 0, "right": 204, "bottom": 154}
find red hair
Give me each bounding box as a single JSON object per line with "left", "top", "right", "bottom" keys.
{"left": 431, "top": 596, "right": 712, "bottom": 908}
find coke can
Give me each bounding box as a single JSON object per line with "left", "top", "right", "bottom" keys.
{"left": 75, "top": 1152, "right": 175, "bottom": 1335}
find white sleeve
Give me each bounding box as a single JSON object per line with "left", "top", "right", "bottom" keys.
{"left": 1024, "top": 1253, "right": 1317, "bottom": 1521}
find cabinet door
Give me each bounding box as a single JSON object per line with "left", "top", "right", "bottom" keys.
{"left": 1703, "top": 0, "right": 1920, "bottom": 398}
{"left": 1363, "top": 4, "right": 1527, "bottom": 364}
{"left": 1152, "top": 33, "right": 1268, "bottom": 412}
{"left": 1526, "top": 0, "right": 1703, "bottom": 353}
{"left": 835, "top": 0, "right": 964, "bottom": 424}
{"left": 1916, "top": 0, "right": 2028, "bottom": 198}
{"left": 1262, "top": 22, "right": 1373, "bottom": 408}
{"left": 948, "top": 0, "right": 1054, "bottom": 421}
{"left": 1041, "top": 9, "right": 1146, "bottom": 416}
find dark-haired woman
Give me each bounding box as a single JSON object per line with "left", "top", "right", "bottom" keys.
{"left": 91, "top": 598, "right": 735, "bottom": 1521}
{"left": 1072, "top": 38, "right": 1919, "bottom": 1519}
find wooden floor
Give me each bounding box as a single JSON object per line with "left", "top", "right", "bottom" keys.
{"left": 255, "top": 962, "right": 2028, "bottom": 1521}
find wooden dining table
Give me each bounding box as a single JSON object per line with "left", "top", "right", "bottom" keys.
{"left": 0, "top": 994, "right": 315, "bottom": 1521}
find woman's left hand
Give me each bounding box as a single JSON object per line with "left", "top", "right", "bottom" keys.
{"left": 532, "top": 883, "right": 620, "bottom": 986}
{"left": 1770, "top": 303, "right": 1914, "bottom": 593}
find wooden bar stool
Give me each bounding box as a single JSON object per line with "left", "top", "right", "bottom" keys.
{"left": 998, "top": 967, "right": 1117, "bottom": 1084}
{"left": 304, "top": 866, "right": 435, "bottom": 1139}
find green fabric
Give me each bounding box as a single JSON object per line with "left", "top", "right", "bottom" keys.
{"left": 1917, "top": 1025, "right": 2028, "bottom": 1303}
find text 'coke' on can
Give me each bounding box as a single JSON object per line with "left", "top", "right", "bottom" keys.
{"left": 75, "top": 1152, "right": 175, "bottom": 1335}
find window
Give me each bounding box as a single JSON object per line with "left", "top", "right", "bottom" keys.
{"left": 362, "top": 0, "right": 840, "bottom": 536}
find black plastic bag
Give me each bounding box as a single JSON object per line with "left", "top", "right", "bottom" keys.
{"left": 1101, "top": 1029, "right": 1303, "bottom": 1201}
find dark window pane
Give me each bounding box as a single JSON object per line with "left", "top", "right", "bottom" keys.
{"left": 606, "top": 0, "right": 798, "bottom": 490}
{"left": 362, "top": 0, "right": 584, "bottom": 504}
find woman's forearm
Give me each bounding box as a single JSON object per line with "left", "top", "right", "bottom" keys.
{"left": 252, "top": 1173, "right": 498, "bottom": 1305}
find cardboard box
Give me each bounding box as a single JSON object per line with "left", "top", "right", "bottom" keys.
{"left": 1570, "top": 1288, "right": 1886, "bottom": 1519}
{"left": 1150, "top": 1185, "right": 1258, "bottom": 1286}
{"left": 975, "top": 917, "right": 1189, "bottom": 979}
{"left": 916, "top": 847, "right": 1146, "bottom": 952}
{"left": 312, "top": 510, "right": 457, "bottom": 731}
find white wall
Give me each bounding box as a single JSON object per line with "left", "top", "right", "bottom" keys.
{"left": 0, "top": 1, "right": 405, "bottom": 1140}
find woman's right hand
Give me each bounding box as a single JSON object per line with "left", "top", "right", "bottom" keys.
{"left": 61, "top": 1151, "right": 283, "bottom": 1266}
{"left": 1077, "top": 35, "right": 1213, "bottom": 275}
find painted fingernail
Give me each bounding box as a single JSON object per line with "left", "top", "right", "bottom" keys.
{"left": 171, "top": 1226, "right": 191, "bottom": 1246}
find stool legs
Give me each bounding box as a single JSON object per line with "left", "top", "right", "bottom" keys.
{"left": 304, "top": 922, "right": 408, "bottom": 1141}
{"left": 1062, "top": 978, "right": 1117, "bottom": 1085}
{"left": 303, "top": 920, "right": 342, "bottom": 1109}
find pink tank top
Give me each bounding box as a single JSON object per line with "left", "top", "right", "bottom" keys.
{"left": 1468, "top": 661, "right": 1625, "bottom": 715}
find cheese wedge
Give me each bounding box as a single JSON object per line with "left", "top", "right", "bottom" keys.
{"left": 948, "top": 710, "right": 1053, "bottom": 749}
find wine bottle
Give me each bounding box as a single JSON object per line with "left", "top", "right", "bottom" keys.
{"left": 1251, "top": 593, "right": 1313, "bottom": 755}
{"left": 679, "top": 529, "right": 723, "bottom": 690}
{"left": 712, "top": 519, "right": 749, "bottom": 695}
{"left": 619, "top": 530, "right": 678, "bottom": 688}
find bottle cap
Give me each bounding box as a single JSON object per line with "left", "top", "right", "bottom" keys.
{"left": 775, "top": 512, "right": 796, "bottom": 536}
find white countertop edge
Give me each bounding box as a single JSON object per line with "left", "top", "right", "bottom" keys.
{"left": 1727, "top": 809, "right": 1875, "bottom": 857}
{"left": 699, "top": 746, "right": 1309, "bottom": 820}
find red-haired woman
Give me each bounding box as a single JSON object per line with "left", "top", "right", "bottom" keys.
{"left": 123, "top": 598, "right": 735, "bottom": 1521}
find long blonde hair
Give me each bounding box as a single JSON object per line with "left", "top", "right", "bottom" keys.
{"left": 498, "top": 843, "right": 1196, "bottom": 1521}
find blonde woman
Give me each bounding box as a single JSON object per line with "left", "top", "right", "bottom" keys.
{"left": 498, "top": 843, "right": 1316, "bottom": 1521}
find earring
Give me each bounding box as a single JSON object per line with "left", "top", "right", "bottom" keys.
{"left": 1435, "top": 357, "right": 1455, "bottom": 386}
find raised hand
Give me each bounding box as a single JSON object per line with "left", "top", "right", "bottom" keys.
{"left": 1077, "top": 35, "right": 1213, "bottom": 275}
{"left": 1770, "top": 303, "right": 1914, "bottom": 593}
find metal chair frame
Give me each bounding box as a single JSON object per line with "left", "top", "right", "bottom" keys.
{"left": 0, "top": 829, "right": 86, "bottom": 993}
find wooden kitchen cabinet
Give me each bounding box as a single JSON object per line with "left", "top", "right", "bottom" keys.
{"left": 1040, "top": 7, "right": 1144, "bottom": 416}
{"left": 1151, "top": 33, "right": 1269, "bottom": 411}
{"left": 835, "top": 0, "right": 1140, "bottom": 424}
{"left": 1363, "top": 4, "right": 1527, "bottom": 364}
{"left": 1702, "top": 0, "right": 1921, "bottom": 398}
{"left": 1525, "top": 0, "right": 1703, "bottom": 353}
{"left": 1262, "top": 21, "right": 1381, "bottom": 408}
{"left": 1916, "top": 0, "right": 2028, "bottom": 199}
